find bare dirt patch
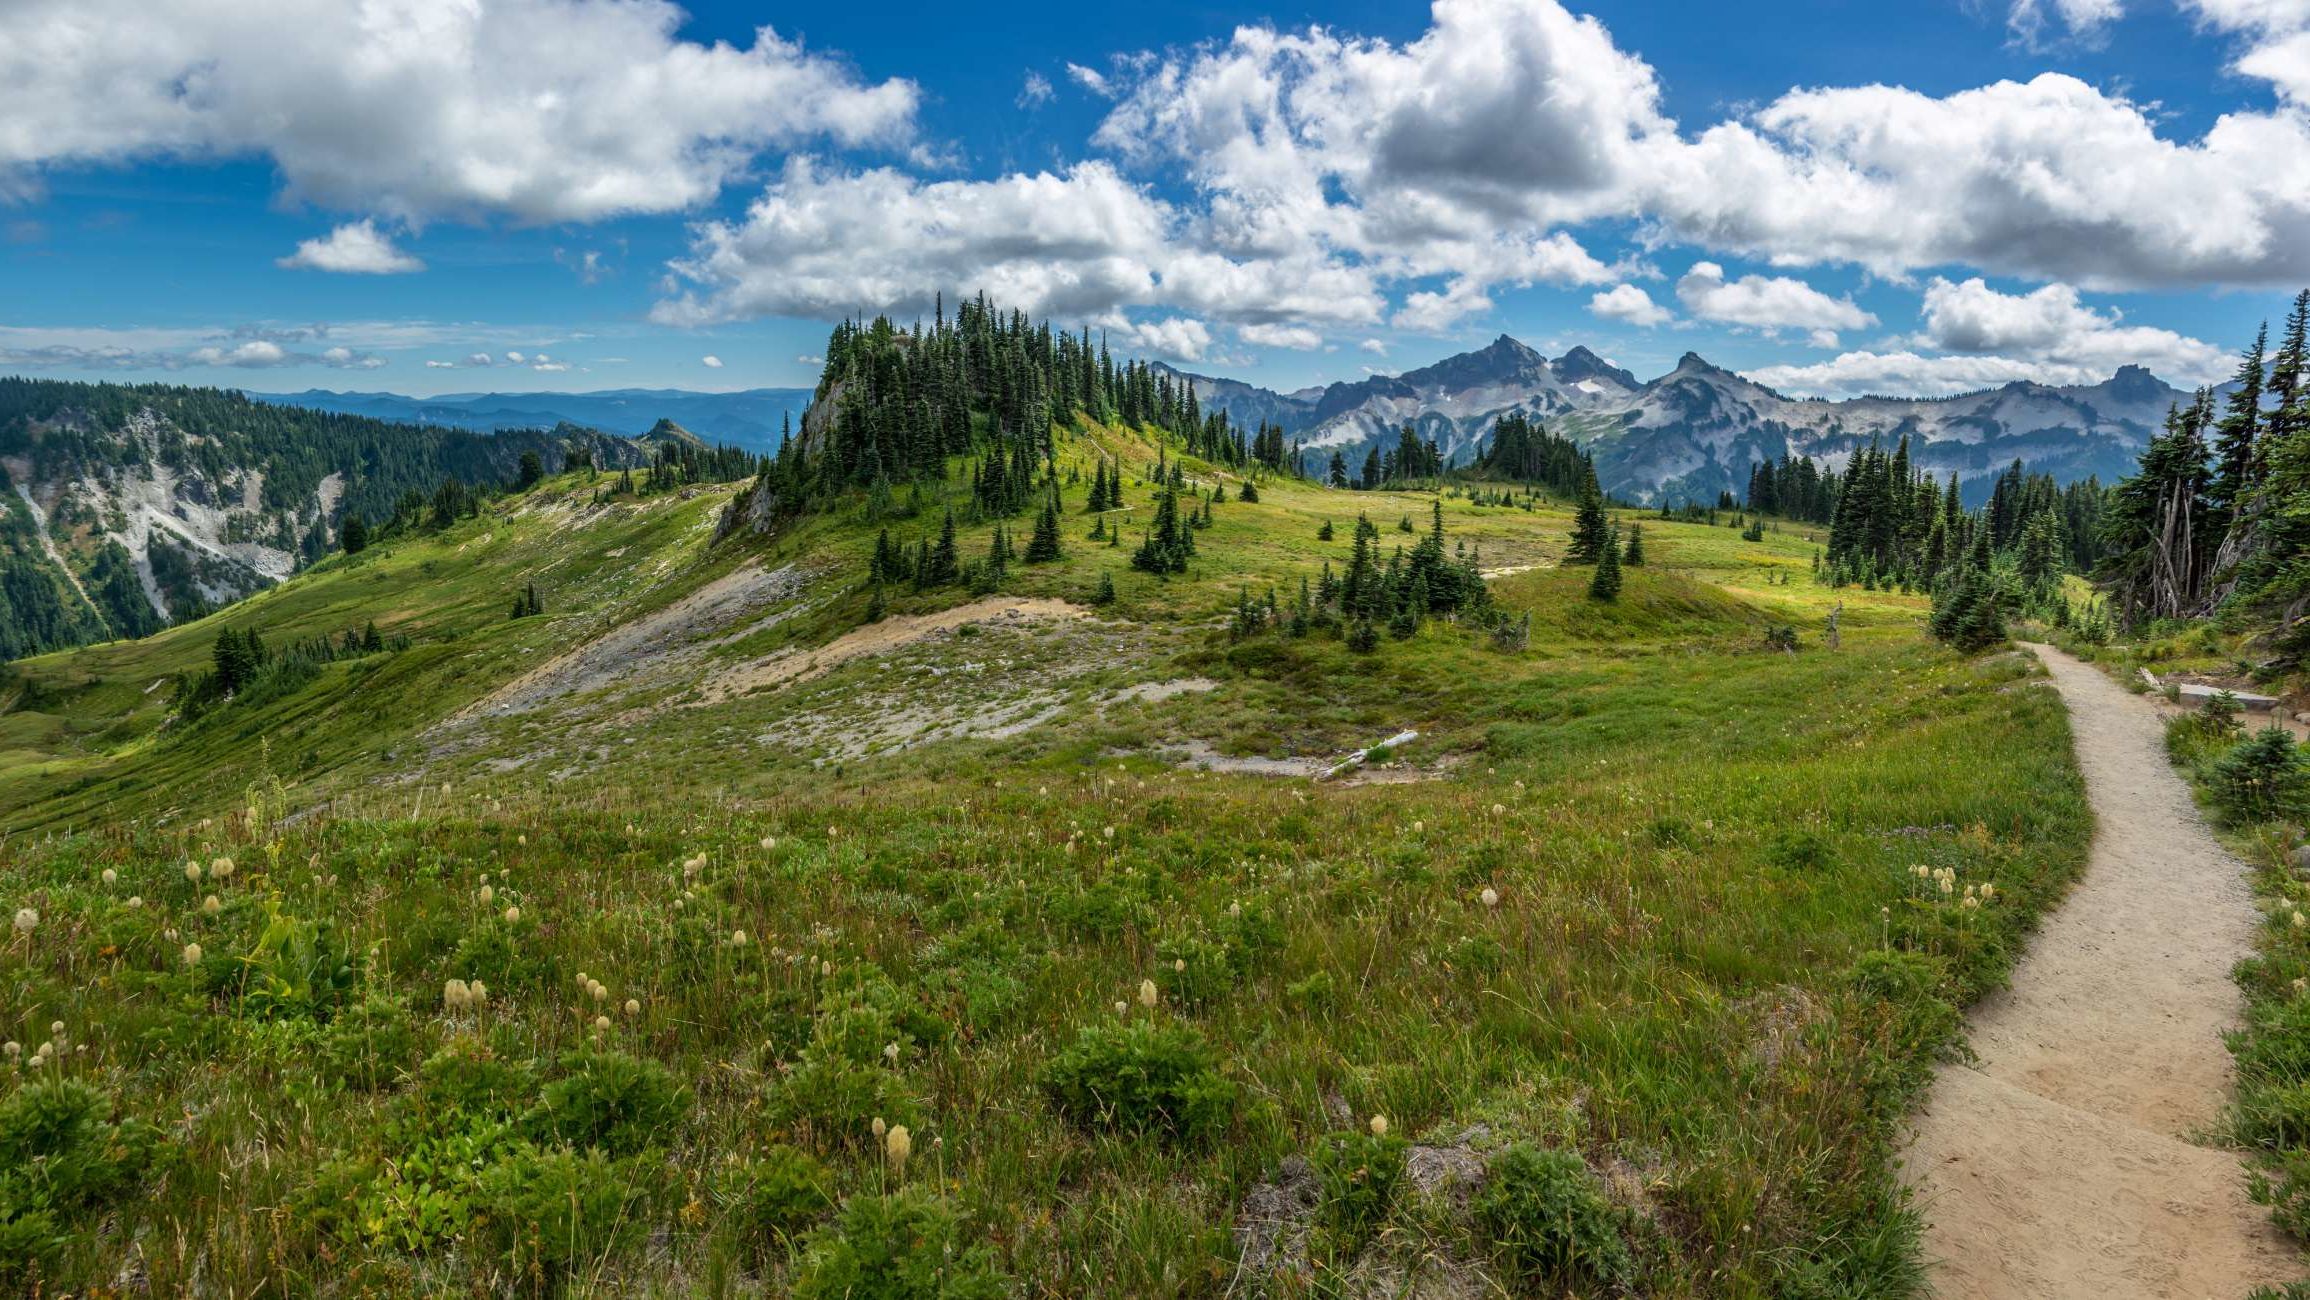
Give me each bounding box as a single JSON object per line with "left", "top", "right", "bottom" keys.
{"left": 444, "top": 562, "right": 806, "bottom": 725}
{"left": 1903, "top": 643, "right": 2303, "bottom": 1297}
{"left": 697, "top": 597, "right": 1086, "bottom": 704}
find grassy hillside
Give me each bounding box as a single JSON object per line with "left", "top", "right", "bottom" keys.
{"left": 0, "top": 418, "right": 2088, "bottom": 1297}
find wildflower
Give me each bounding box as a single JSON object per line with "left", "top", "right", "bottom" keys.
{"left": 127, "top": 896, "right": 142, "bottom": 908}
{"left": 0, "top": 1043, "right": 14, "bottom": 1059}
{"left": 184, "top": 863, "right": 202, "bottom": 882}
{"left": 1962, "top": 896, "right": 1982, "bottom": 911}
{"left": 479, "top": 884, "right": 495, "bottom": 905}
{"left": 1480, "top": 887, "right": 1500, "bottom": 908}
{"left": 731, "top": 929, "right": 749, "bottom": 947}
{"left": 25, "top": 1056, "right": 40, "bottom": 1071}
{"left": 884, "top": 1125, "right": 912, "bottom": 1175}
{"left": 1114, "top": 1000, "right": 1128, "bottom": 1015}
{"left": 100, "top": 869, "right": 117, "bottom": 886}
{"left": 1980, "top": 883, "right": 1996, "bottom": 901}
{"left": 1103, "top": 826, "right": 1116, "bottom": 840}
{"left": 624, "top": 998, "right": 640, "bottom": 1016}
{"left": 1173, "top": 958, "right": 1186, "bottom": 973}
{"left": 517, "top": 834, "right": 527, "bottom": 846}
{"left": 445, "top": 979, "right": 472, "bottom": 1010}
{"left": 202, "top": 895, "right": 221, "bottom": 916}
{"left": 10, "top": 909, "right": 35, "bottom": 935}
{"left": 820, "top": 959, "right": 833, "bottom": 976}
{"left": 589, "top": 981, "right": 608, "bottom": 1002}
{"left": 1369, "top": 1115, "right": 1389, "bottom": 1137}
{"left": 883, "top": 1042, "right": 900, "bottom": 1065}
{"left": 1138, "top": 978, "right": 1159, "bottom": 1008}
{"left": 1491, "top": 804, "right": 1506, "bottom": 816}
{"left": 182, "top": 942, "right": 202, "bottom": 966}
{"left": 470, "top": 981, "right": 489, "bottom": 1008}
{"left": 594, "top": 1014, "right": 612, "bottom": 1032}
{"left": 1412, "top": 821, "right": 1425, "bottom": 833}
{"left": 872, "top": 1117, "right": 888, "bottom": 1140}
{"left": 759, "top": 836, "right": 776, "bottom": 850}
{"left": 504, "top": 906, "right": 521, "bottom": 924}
{"left": 2295, "top": 912, "right": 2306, "bottom": 930}
{"left": 210, "top": 857, "right": 234, "bottom": 879}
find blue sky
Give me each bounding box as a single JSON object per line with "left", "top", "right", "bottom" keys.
{"left": 3, "top": 0, "right": 2307, "bottom": 399}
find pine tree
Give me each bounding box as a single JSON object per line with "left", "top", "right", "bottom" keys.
{"left": 1568, "top": 479, "right": 1610, "bottom": 565}
{"left": 1318, "top": 519, "right": 1334, "bottom": 541}
{"left": 1588, "top": 524, "right": 1623, "bottom": 601}
{"left": 1622, "top": 522, "right": 1645, "bottom": 566}
{"left": 340, "top": 512, "right": 369, "bottom": 555}
{"left": 2210, "top": 323, "right": 2268, "bottom": 541}
{"left": 864, "top": 583, "right": 887, "bottom": 624}
{"left": 922, "top": 511, "right": 961, "bottom": 587}
{"left": 1026, "top": 494, "right": 1063, "bottom": 563}
{"left": 1093, "top": 571, "right": 1116, "bottom": 605}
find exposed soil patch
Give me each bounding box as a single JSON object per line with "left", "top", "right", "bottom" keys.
{"left": 444, "top": 562, "right": 806, "bottom": 725}
{"left": 696, "top": 596, "right": 1086, "bottom": 703}
{"left": 1903, "top": 643, "right": 2302, "bottom": 1297}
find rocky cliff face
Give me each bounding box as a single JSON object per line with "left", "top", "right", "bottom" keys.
{"left": 0, "top": 380, "right": 650, "bottom": 660}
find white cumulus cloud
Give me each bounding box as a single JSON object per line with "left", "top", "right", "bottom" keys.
{"left": 0, "top": 0, "right": 920, "bottom": 225}
{"left": 277, "top": 221, "right": 423, "bottom": 274}
{"left": 1673, "top": 262, "right": 1876, "bottom": 344}
{"left": 702, "top": 354, "right": 724, "bottom": 368}
{"left": 1589, "top": 283, "right": 1672, "bottom": 327}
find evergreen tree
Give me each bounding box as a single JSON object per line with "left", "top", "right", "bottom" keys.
{"left": 1588, "top": 525, "right": 1623, "bottom": 601}
{"left": 340, "top": 512, "right": 369, "bottom": 556}
{"left": 1622, "top": 522, "right": 1645, "bottom": 566}
{"left": 1026, "top": 493, "right": 1063, "bottom": 563}
{"left": 1567, "top": 477, "right": 1610, "bottom": 564}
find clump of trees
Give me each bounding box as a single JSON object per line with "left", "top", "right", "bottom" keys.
{"left": 2100, "top": 290, "right": 2310, "bottom": 634}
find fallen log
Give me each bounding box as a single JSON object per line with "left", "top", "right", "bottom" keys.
{"left": 1319, "top": 730, "right": 1419, "bottom": 781}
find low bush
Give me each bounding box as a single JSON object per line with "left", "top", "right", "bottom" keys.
{"left": 1040, "top": 1019, "right": 1235, "bottom": 1143}
{"left": 1472, "top": 1145, "right": 1633, "bottom": 1291}
{"left": 792, "top": 1191, "right": 1005, "bottom": 1300}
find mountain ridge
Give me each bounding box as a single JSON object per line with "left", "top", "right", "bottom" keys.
{"left": 1159, "top": 338, "right": 2194, "bottom": 504}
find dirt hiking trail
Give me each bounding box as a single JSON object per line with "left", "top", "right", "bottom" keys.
{"left": 1905, "top": 643, "right": 2301, "bottom": 1297}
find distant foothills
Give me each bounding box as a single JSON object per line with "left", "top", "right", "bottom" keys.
{"left": 0, "top": 326, "right": 2204, "bottom": 662}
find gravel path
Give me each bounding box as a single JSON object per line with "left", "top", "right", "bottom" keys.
{"left": 1905, "top": 642, "right": 2301, "bottom": 1297}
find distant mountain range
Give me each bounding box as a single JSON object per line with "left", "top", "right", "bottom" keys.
{"left": 1159, "top": 336, "right": 2191, "bottom": 504}
{"left": 251, "top": 387, "right": 811, "bottom": 453}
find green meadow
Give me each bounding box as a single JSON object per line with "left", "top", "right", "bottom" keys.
{"left": 0, "top": 421, "right": 2089, "bottom": 1297}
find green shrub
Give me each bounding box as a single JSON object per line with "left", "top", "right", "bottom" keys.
{"left": 523, "top": 1050, "right": 689, "bottom": 1155}
{"left": 1041, "top": 1019, "right": 1235, "bottom": 1143}
{"left": 1764, "top": 827, "right": 1833, "bottom": 872}
{"left": 476, "top": 1145, "right": 659, "bottom": 1285}
{"left": 792, "top": 1191, "right": 1005, "bottom": 1300}
{"left": 1311, "top": 1129, "right": 1408, "bottom": 1257}
{"left": 318, "top": 993, "right": 420, "bottom": 1091}
{"left": 715, "top": 1146, "right": 835, "bottom": 1267}
{"left": 772, "top": 1054, "right": 919, "bottom": 1152}
{"left": 0, "top": 1080, "right": 160, "bottom": 1286}
{"left": 2166, "top": 709, "right": 2242, "bottom": 769}
{"left": 1471, "top": 1145, "right": 1633, "bottom": 1291}
{"left": 2209, "top": 728, "right": 2310, "bottom": 826}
